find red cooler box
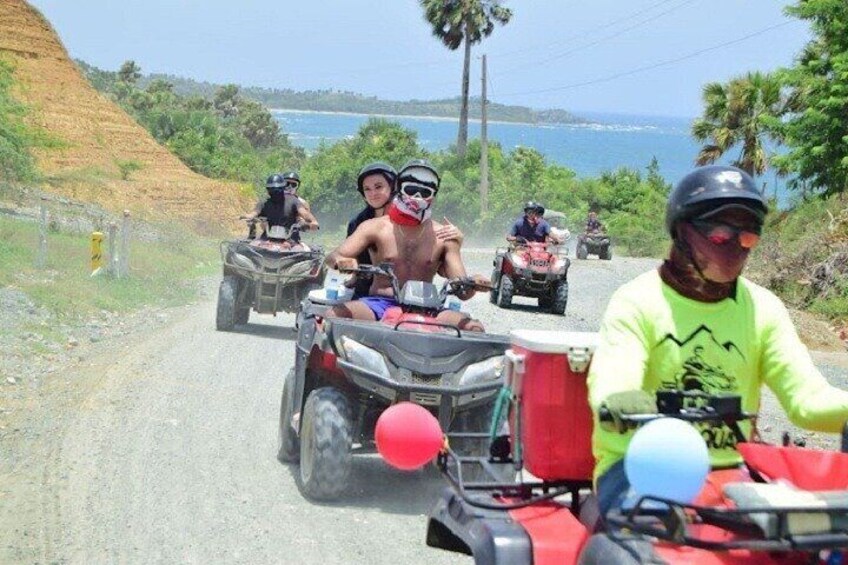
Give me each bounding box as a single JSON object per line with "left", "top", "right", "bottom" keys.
{"left": 508, "top": 330, "right": 598, "bottom": 481}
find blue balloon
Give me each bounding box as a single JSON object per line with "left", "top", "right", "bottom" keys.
{"left": 624, "top": 418, "right": 709, "bottom": 504}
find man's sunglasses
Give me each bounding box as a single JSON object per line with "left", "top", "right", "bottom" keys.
{"left": 690, "top": 219, "right": 761, "bottom": 249}
{"left": 401, "top": 184, "right": 437, "bottom": 199}
{"left": 285, "top": 181, "right": 299, "bottom": 188}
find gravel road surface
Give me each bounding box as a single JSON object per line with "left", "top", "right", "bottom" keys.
{"left": 2, "top": 250, "right": 847, "bottom": 564}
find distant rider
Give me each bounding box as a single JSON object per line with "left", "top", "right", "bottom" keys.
{"left": 245, "top": 173, "right": 319, "bottom": 241}
{"left": 346, "top": 161, "right": 464, "bottom": 298}
{"left": 585, "top": 210, "right": 604, "bottom": 233}
{"left": 506, "top": 201, "right": 561, "bottom": 244}
{"left": 580, "top": 165, "right": 848, "bottom": 562}
{"left": 281, "top": 171, "right": 312, "bottom": 212}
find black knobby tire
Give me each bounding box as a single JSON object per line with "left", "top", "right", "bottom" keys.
{"left": 576, "top": 243, "right": 588, "bottom": 260}
{"left": 235, "top": 306, "right": 250, "bottom": 325}
{"left": 277, "top": 368, "right": 300, "bottom": 463}
{"left": 489, "top": 270, "right": 500, "bottom": 304}
{"left": 600, "top": 246, "right": 612, "bottom": 261}
{"left": 496, "top": 275, "right": 513, "bottom": 308}
{"left": 216, "top": 276, "right": 238, "bottom": 331}
{"left": 551, "top": 281, "right": 568, "bottom": 316}
{"left": 298, "top": 387, "right": 353, "bottom": 501}
{"left": 538, "top": 296, "right": 552, "bottom": 309}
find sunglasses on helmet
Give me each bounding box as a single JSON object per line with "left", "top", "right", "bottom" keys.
{"left": 400, "top": 183, "right": 436, "bottom": 199}
{"left": 690, "top": 219, "right": 762, "bottom": 249}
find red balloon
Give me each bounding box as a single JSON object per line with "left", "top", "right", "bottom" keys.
{"left": 376, "top": 402, "right": 443, "bottom": 471}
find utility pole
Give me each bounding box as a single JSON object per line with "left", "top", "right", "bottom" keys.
{"left": 480, "top": 54, "right": 489, "bottom": 218}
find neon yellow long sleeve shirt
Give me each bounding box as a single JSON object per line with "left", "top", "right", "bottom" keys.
{"left": 587, "top": 269, "right": 848, "bottom": 482}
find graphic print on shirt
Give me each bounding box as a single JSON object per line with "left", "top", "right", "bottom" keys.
{"left": 656, "top": 324, "right": 745, "bottom": 450}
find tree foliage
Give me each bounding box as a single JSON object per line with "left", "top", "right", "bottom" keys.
{"left": 118, "top": 60, "right": 141, "bottom": 85}
{"left": 774, "top": 0, "right": 848, "bottom": 197}
{"left": 79, "top": 61, "right": 302, "bottom": 186}
{"left": 419, "top": 0, "right": 512, "bottom": 157}
{"left": 691, "top": 71, "right": 787, "bottom": 176}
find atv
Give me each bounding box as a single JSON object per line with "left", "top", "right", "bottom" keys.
{"left": 576, "top": 230, "right": 612, "bottom": 260}
{"left": 490, "top": 238, "right": 570, "bottom": 315}
{"left": 378, "top": 329, "right": 848, "bottom": 565}
{"left": 277, "top": 263, "right": 512, "bottom": 501}
{"left": 216, "top": 218, "right": 324, "bottom": 331}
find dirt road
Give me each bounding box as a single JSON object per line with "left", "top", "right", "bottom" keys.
{"left": 2, "top": 252, "right": 846, "bottom": 564}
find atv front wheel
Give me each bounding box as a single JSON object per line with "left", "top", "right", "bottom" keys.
{"left": 235, "top": 306, "right": 250, "bottom": 325}
{"left": 216, "top": 276, "right": 239, "bottom": 331}
{"left": 277, "top": 368, "right": 300, "bottom": 463}
{"left": 298, "top": 387, "right": 353, "bottom": 501}
{"left": 489, "top": 271, "right": 499, "bottom": 304}
{"left": 576, "top": 243, "right": 588, "bottom": 260}
{"left": 551, "top": 281, "right": 568, "bottom": 316}
{"left": 600, "top": 246, "right": 612, "bottom": 260}
{"left": 538, "top": 296, "right": 552, "bottom": 309}
{"left": 496, "top": 275, "right": 513, "bottom": 309}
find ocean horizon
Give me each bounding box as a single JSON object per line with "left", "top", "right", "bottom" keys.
{"left": 272, "top": 109, "right": 791, "bottom": 205}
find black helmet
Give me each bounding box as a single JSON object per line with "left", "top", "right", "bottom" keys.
{"left": 282, "top": 171, "right": 300, "bottom": 184}
{"left": 266, "top": 173, "right": 285, "bottom": 190}
{"left": 524, "top": 201, "right": 544, "bottom": 215}
{"left": 357, "top": 162, "right": 397, "bottom": 195}
{"left": 397, "top": 159, "right": 440, "bottom": 191}
{"left": 666, "top": 165, "right": 768, "bottom": 237}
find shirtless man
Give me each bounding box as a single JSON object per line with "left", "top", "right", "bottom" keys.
{"left": 325, "top": 159, "right": 486, "bottom": 332}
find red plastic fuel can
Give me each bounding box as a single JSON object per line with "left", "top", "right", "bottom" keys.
{"left": 508, "top": 330, "right": 598, "bottom": 481}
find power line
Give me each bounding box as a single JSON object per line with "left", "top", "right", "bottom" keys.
{"left": 491, "top": 0, "right": 684, "bottom": 60}
{"left": 496, "top": 20, "right": 797, "bottom": 99}
{"left": 494, "top": 0, "right": 700, "bottom": 77}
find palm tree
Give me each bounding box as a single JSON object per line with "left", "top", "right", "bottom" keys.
{"left": 691, "top": 71, "right": 788, "bottom": 176}
{"left": 420, "top": 0, "right": 512, "bottom": 158}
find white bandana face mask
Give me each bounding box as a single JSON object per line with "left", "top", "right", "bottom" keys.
{"left": 393, "top": 190, "right": 434, "bottom": 223}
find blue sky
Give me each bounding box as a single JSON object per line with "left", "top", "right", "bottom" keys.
{"left": 28, "top": 0, "right": 810, "bottom": 118}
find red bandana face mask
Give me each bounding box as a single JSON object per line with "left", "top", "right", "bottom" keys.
{"left": 388, "top": 191, "right": 434, "bottom": 225}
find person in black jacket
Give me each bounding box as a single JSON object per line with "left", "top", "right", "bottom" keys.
{"left": 345, "top": 161, "right": 463, "bottom": 297}
{"left": 245, "top": 174, "right": 319, "bottom": 241}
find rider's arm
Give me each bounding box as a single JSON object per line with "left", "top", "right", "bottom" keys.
{"left": 759, "top": 292, "right": 848, "bottom": 432}
{"left": 441, "top": 240, "right": 477, "bottom": 300}
{"left": 587, "top": 289, "right": 650, "bottom": 411}
{"left": 296, "top": 204, "right": 319, "bottom": 231}
{"left": 506, "top": 219, "right": 520, "bottom": 242}
{"left": 326, "top": 220, "right": 375, "bottom": 270}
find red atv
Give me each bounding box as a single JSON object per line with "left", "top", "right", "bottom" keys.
{"left": 377, "top": 330, "right": 848, "bottom": 565}
{"left": 490, "top": 238, "right": 570, "bottom": 315}
{"left": 278, "top": 263, "right": 511, "bottom": 501}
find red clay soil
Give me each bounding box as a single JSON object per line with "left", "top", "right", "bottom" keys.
{"left": 0, "top": 0, "right": 253, "bottom": 235}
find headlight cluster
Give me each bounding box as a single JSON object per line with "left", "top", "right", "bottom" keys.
{"left": 458, "top": 355, "right": 505, "bottom": 386}
{"left": 334, "top": 335, "right": 391, "bottom": 379}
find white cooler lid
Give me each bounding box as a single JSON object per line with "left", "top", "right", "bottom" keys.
{"left": 510, "top": 330, "right": 599, "bottom": 354}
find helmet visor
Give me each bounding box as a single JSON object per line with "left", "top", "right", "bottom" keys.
{"left": 400, "top": 183, "right": 436, "bottom": 199}
{"left": 690, "top": 219, "right": 761, "bottom": 249}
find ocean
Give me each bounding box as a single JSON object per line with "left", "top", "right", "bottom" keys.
{"left": 272, "top": 109, "right": 790, "bottom": 204}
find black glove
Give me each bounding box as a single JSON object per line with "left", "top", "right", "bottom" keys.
{"left": 600, "top": 390, "right": 657, "bottom": 433}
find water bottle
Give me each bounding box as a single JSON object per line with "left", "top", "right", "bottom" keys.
{"left": 445, "top": 295, "right": 462, "bottom": 312}
{"left": 325, "top": 270, "right": 341, "bottom": 301}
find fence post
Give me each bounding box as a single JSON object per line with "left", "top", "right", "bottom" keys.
{"left": 119, "top": 210, "right": 131, "bottom": 278}
{"left": 107, "top": 221, "right": 118, "bottom": 277}
{"left": 36, "top": 200, "right": 48, "bottom": 268}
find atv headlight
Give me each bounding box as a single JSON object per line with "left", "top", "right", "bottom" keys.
{"left": 458, "top": 355, "right": 505, "bottom": 386}
{"left": 337, "top": 336, "right": 391, "bottom": 379}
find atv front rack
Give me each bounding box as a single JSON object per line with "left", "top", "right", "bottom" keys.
{"left": 606, "top": 492, "right": 848, "bottom": 552}
{"left": 220, "top": 240, "right": 323, "bottom": 283}
{"left": 439, "top": 433, "right": 592, "bottom": 513}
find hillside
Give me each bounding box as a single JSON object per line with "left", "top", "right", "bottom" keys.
{"left": 0, "top": 0, "right": 252, "bottom": 233}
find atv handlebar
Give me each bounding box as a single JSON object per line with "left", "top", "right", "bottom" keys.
{"left": 599, "top": 390, "right": 755, "bottom": 429}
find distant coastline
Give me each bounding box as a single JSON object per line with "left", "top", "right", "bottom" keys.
{"left": 270, "top": 108, "right": 555, "bottom": 127}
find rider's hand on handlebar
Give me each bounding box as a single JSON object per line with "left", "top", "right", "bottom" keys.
{"left": 334, "top": 257, "right": 359, "bottom": 273}
{"left": 600, "top": 390, "right": 658, "bottom": 433}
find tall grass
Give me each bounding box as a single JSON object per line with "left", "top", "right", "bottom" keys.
{"left": 0, "top": 215, "right": 218, "bottom": 318}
